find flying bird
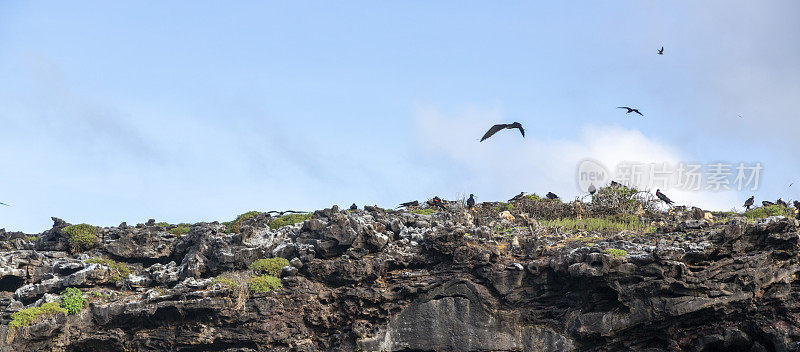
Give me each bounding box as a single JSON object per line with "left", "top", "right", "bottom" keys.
{"left": 744, "top": 196, "right": 754, "bottom": 210}
{"left": 467, "top": 194, "right": 475, "bottom": 210}
{"left": 656, "top": 189, "right": 674, "bottom": 205}
{"left": 588, "top": 184, "right": 596, "bottom": 195}
{"left": 349, "top": 203, "right": 358, "bottom": 211}
{"left": 657, "top": 46, "right": 664, "bottom": 55}
{"left": 546, "top": 192, "right": 559, "bottom": 200}
{"left": 0, "top": 202, "right": 8, "bottom": 206}
{"left": 267, "top": 210, "right": 306, "bottom": 216}
{"left": 398, "top": 201, "right": 419, "bottom": 208}
{"left": 762, "top": 201, "right": 775, "bottom": 207}
{"left": 480, "top": 122, "right": 525, "bottom": 142}
{"left": 617, "top": 107, "right": 644, "bottom": 116}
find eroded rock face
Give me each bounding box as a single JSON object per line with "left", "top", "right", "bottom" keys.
{"left": 0, "top": 206, "right": 799, "bottom": 351}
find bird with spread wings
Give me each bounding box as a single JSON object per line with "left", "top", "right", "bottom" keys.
{"left": 480, "top": 122, "right": 525, "bottom": 142}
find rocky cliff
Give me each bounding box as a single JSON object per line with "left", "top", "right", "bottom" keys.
{"left": 0, "top": 198, "right": 799, "bottom": 351}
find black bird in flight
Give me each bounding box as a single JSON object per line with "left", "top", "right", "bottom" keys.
{"left": 546, "top": 192, "right": 559, "bottom": 200}
{"left": 467, "top": 194, "right": 475, "bottom": 210}
{"left": 743, "top": 196, "right": 754, "bottom": 210}
{"left": 617, "top": 107, "right": 644, "bottom": 116}
{"left": 762, "top": 200, "right": 775, "bottom": 207}
{"left": 267, "top": 210, "right": 306, "bottom": 216}
{"left": 480, "top": 122, "right": 525, "bottom": 142}
{"left": 588, "top": 184, "right": 597, "bottom": 195}
{"left": 0, "top": 202, "right": 8, "bottom": 206}
{"left": 349, "top": 203, "right": 358, "bottom": 211}
{"left": 398, "top": 200, "right": 419, "bottom": 208}
{"left": 657, "top": 46, "right": 664, "bottom": 55}
{"left": 656, "top": 189, "right": 674, "bottom": 205}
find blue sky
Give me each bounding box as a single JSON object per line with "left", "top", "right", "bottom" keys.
{"left": 1, "top": 1, "right": 799, "bottom": 232}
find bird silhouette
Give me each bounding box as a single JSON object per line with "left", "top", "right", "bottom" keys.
{"left": 0, "top": 202, "right": 8, "bottom": 206}
{"left": 349, "top": 203, "right": 357, "bottom": 211}
{"left": 610, "top": 181, "right": 622, "bottom": 187}
{"left": 267, "top": 210, "right": 306, "bottom": 216}
{"left": 657, "top": 46, "right": 664, "bottom": 55}
{"left": 656, "top": 189, "right": 674, "bottom": 205}
{"left": 427, "top": 197, "right": 446, "bottom": 208}
{"left": 480, "top": 122, "right": 525, "bottom": 142}
{"left": 398, "top": 201, "right": 419, "bottom": 208}
{"left": 762, "top": 201, "right": 775, "bottom": 207}
{"left": 509, "top": 192, "right": 526, "bottom": 202}
{"left": 744, "top": 196, "right": 754, "bottom": 210}
{"left": 777, "top": 198, "right": 787, "bottom": 207}
{"left": 617, "top": 107, "right": 644, "bottom": 116}
{"left": 546, "top": 192, "right": 559, "bottom": 200}
{"left": 588, "top": 184, "right": 596, "bottom": 195}
{"left": 467, "top": 194, "right": 475, "bottom": 210}
{"left": 794, "top": 200, "right": 800, "bottom": 209}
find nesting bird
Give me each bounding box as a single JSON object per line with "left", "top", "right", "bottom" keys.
{"left": 656, "top": 189, "right": 674, "bottom": 205}
{"left": 480, "top": 122, "right": 525, "bottom": 142}
{"left": 509, "top": 192, "right": 526, "bottom": 202}
{"left": 349, "top": 203, "right": 358, "bottom": 211}
{"left": 762, "top": 201, "right": 775, "bottom": 207}
{"left": 467, "top": 194, "right": 475, "bottom": 210}
{"left": 777, "top": 198, "right": 787, "bottom": 207}
{"left": 744, "top": 196, "right": 754, "bottom": 210}
{"left": 427, "top": 197, "right": 446, "bottom": 208}
{"left": 398, "top": 200, "right": 419, "bottom": 208}
{"left": 546, "top": 192, "right": 559, "bottom": 200}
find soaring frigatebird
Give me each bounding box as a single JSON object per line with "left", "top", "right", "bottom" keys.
{"left": 617, "top": 107, "right": 644, "bottom": 116}
{"left": 480, "top": 122, "right": 525, "bottom": 142}
{"left": 657, "top": 46, "right": 664, "bottom": 55}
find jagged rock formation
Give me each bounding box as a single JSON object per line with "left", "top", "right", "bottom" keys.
{"left": 0, "top": 203, "right": 799, "bottom": 351}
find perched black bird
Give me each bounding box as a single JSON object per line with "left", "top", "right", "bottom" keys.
{"left": 656, "top": 189, "right": 674, "bottom": 205}
{"left": 610, "top": 181, "right": 622, "bottom": 187}
{"left": 588, "top": 184, "right": 596, "bottom": 195}
{"left": 657, "top": 46, "right": 664, "bottom": 55}
{"left": 427, "top": 197, "right": 446, "bottom": 208}
{"left": 349, "top": 203, "right": 358, "bottom": 211}
{"left": 467, "top": 194, "right": 475, "bottom": 210}
{"left": 617, "top": 107, "right": 644, "bottom": 116}
{"left": 480, "top": 122, "right": 525, "bottom": 142}
{"left": 794, "top": 200, "right": 800, "bottom": 209}
{"left": 777, "top": 198, "right": 787, "bottom": 207}
{"left": 546, "top": 192, "right": 559, "bottom": 200}
{"left": 762, "top": 201, "right": 775, "bottom": 207}
{"left": 743, "top": 196, "right": 754, "bottom": 210}
{"left": 398, "top": 200, "right": 419, "bottom": 208}
{"left": 509, "top": 192, "right": 526, "bottom": 202}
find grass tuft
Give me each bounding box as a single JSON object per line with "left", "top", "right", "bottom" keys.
{"left": 249, "top": 274, "right": 283, "bottom": 293}
{"left": 604, "top": 248, "right": 628, "bottom": 258}
{"left": 268, "top": 213, "right": 312, "bottom": 229}
{"left": 410, "top": 208, "right": 436, "bottom": 215}
{"left": 86, "top": 258, "right": 131, "bottom": 284}
{"left": 743, "top": 205, "right": 793, "bottom": 219}
{"left": 249, "top": 258, "right": 290, "bottom": 276}
{"left": 226, "top": 211, "right": 262, "bottom": 233}
{"left": 62, "top": 224, "right": 98, "bottom": 252}
{"left": 8, "top": 302, "right": 66, "bottom": 329}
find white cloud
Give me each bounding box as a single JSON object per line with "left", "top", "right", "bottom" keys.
{"left": 412, "top": 105, "right": 740, "bottom": 210}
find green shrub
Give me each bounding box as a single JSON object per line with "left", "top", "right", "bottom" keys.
{"left": 410, "top": 208, "right": 436, "bottom": 215}
{"left": 59, "top": 287, "right": 85, "bottom": 315}
{"left": 744, "top": 205, "right": 793, "bottom": 219}
{"left": 225, "top": 211, "right": 262, "bottom": 233}
{"left": 249, "top": 258, "right": 290, "bottom": 276}
{"left": 539, "top": 216, "right": 654, "bottom": 234}
{"left": 604, "top": 248, "right": 628, "bottom": 258}
{"left": 24, "top": 235, "right": 38, "bottom": 242}
{"left": 8, "top": 302, "right": 66, "bottom": 329}
{"left": 168, "top": 225, "right": 191, "bottom": 236}
{"left": 249, "top": 274, "right": 282, "bottom": 293}
{"left": 62, "top": 224, "right": 98, "bottom": 252}
{"left": 525, "top": 194, "right": 542, "bottom": 201}
{"left": 268, "top": 213, "right": 312, "bottom": 229}
{"left": 86, "top": 258, "right": 131, "bottom": 284}
{"left": 155, "top": 222, "right": 170, "bottom": 227}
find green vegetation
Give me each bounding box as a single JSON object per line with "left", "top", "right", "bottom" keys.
{"left": 86, "top": 258, "right": 131, "bottom": 284}
{"left": 8, "top": 302, "right": 66, "bottom": 329}
{"left": 155, "top": 222, "right": 170, "bottom": 227}
{"left": 525, "top": 193, "right": 541, "bottom": 201}
{"left": 24, "top": 235, "right": 38, "bottom": 242}
{"left": 410, "top": 208, "right": 436, "bottom": 215}
{"left": 604, "top": 248, "right": 628, "bottom": 258}
{"left": 249, "top": 258, "right": 290, "bottom": 276}
{"left": 214, "top": 274, "right": 240, "bottom": 290}
{"left": 225, "top": 211, "right": 262, "bottom": 233}
{"left": 539, "top": 216, "right": 655, "bottom": 233}
{"left": 62, "top": 224, "right": 98, "bottom": 252}
{"left": 168, "top": 225, "right": 191, "bottom": 236}
{"left": 249, "top": 274, "right": 283, "bottom": 293}
{"left": 496, "top": 202, "right": 513, "bottom": 211}
{"left": 268, "top": 213, "right": 312, "bottom": 229}
{"left": 59, "top": 287, "right": 85, "bottom": 315}
{"left": 744, "top": 205, "right": 793, "bottom": 219}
